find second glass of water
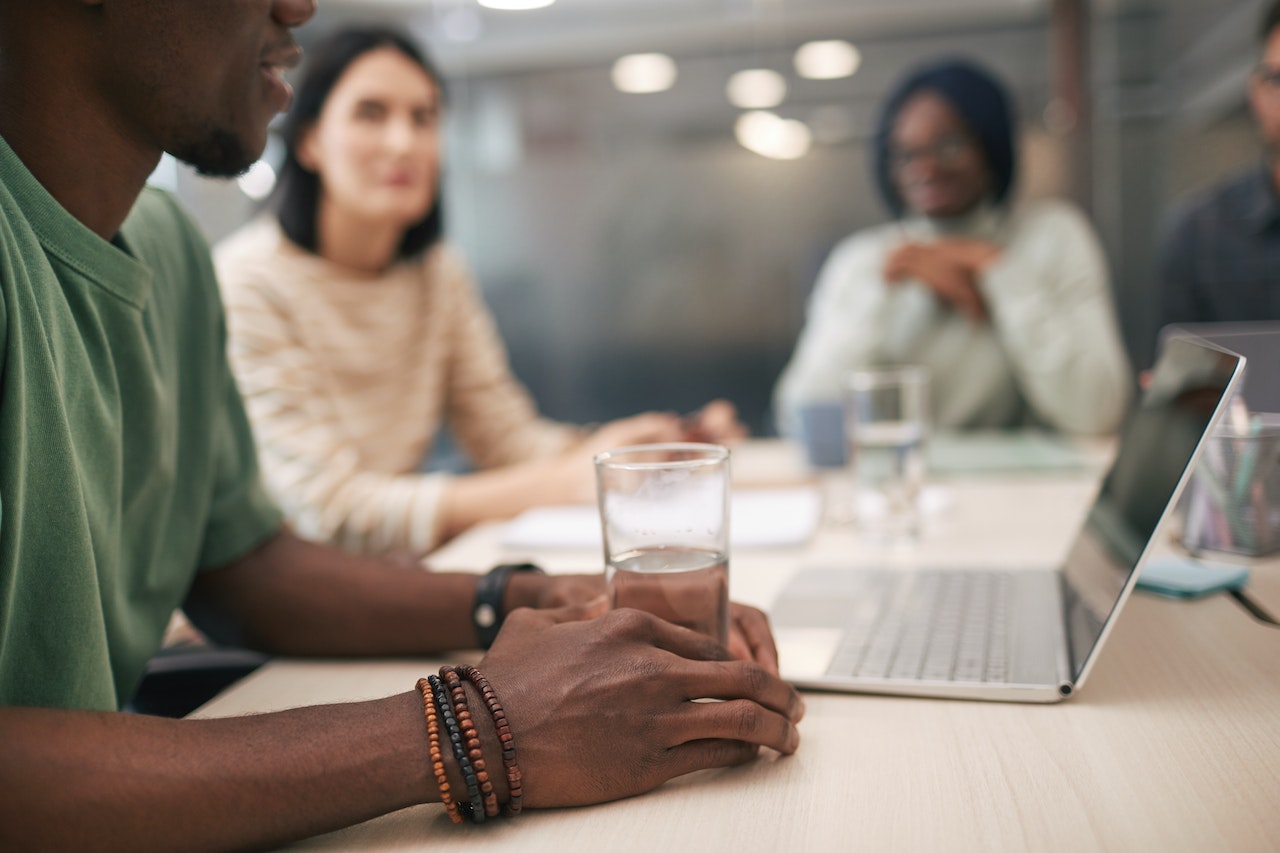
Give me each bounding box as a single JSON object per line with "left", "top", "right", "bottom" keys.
{"left": 594, "top": 443, "right": 730, "bottom": 645}
{"left": 844, "top": 367, "right": 930, "bottom": 544}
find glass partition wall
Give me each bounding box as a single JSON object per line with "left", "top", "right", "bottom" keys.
{"left": 169, "top": 0, "right": 1270, "bottom": 436}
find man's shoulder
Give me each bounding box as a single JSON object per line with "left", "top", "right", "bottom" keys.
{"left": 122, "top": 186, "right": 212, "bottom": 268}
{"left": 1171, "top": 167, "right": 1269, "bottom": 226}
{"left": 126, "top": 185, "right": 198, "bottom": 236}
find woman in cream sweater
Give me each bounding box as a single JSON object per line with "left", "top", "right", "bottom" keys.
{"left": 217, "top": 27, "right": 742, "bottom": 557}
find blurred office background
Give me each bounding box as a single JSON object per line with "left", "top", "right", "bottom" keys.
{"left": 162, "top": 0, "right": 1270, "bottom": 436}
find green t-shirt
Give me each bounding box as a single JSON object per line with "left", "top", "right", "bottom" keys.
{"left": 0, "top": 136, "right": 283, "bottom": 710}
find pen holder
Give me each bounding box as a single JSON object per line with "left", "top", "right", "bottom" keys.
{"left": 1182, "top": 418, "right": 1280, "bottom": 557}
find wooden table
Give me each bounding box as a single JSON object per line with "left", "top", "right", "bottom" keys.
{"left": 193, "top": 440, "right": 1280, "bottom": 852}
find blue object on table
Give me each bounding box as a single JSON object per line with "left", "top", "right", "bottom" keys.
{"left": 1136, "top": 557, "right": 1250, "bottom": 599}
{"left": 796, "top": 402, "right": 847, "bottom": 468}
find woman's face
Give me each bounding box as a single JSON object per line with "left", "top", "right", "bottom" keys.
{"left": 888, "top": 90, "right": 992, "bottom": 219}
{"left": 298, "top": 47, "right": 442, "bottom": 230}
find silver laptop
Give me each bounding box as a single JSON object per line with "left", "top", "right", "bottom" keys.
{"left": 770, "top": 336, "right": 1245, "bottom": 703}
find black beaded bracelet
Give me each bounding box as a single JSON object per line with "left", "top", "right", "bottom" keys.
{"left": 472, "top": 563, "right": 544, "bottom": 649}
{"left": 430, "top": 674, "right": 484, "bottom": 823}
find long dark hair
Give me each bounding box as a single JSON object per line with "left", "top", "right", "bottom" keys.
{"left": 871, "top": 58, "right": 1017, "bottom": 218}
{"left": 1263, "top": 0, "right": 1280, "bottom": 43}
{"left": 273, "top": 27, "right": 445, "bottom": 260}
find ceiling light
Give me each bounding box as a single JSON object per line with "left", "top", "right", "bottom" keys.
{"left": 735, "top": 111, "right": 812, "bottom": 161}
{"left": 476, "top": 0, "right": 556, "bottom": 9}
{"left": 794, "top": 40, "right": 861, "bottom": 80}
{"left": 612, "top": 53, "right": 678, "bottom": 94}
{"left": 726, "top": 69, "right": 787, "bottom": 110}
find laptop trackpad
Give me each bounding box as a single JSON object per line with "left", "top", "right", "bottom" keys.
{"left": 776, "top": 628, "right": 842, "bottom": 680}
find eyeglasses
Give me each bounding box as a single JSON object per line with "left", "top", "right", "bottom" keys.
{"left": 888, "top": 134, "right": 974, "bottom": 171}
{"left": 1253, "top": 63, "right": 1280, "bottom": 90}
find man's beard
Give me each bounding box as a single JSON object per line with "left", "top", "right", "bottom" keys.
{"left": 172, "top": 127, "right": 259, "bottom": 179}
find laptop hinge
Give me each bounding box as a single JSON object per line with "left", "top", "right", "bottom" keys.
{"left": 1056, "top": 571, "right": 1076, "bottom": 695}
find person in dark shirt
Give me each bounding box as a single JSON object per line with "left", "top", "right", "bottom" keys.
{"left": 1157, "top": 0, "right": 1280, "bottom": 328}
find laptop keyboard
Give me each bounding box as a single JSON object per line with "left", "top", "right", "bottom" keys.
{"left": 826, "top": 570, "right": 1011, "bottom": 684}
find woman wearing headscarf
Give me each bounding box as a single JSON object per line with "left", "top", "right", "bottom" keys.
{"left": 774, "top": 58, "right": 1131, "bottom": 435}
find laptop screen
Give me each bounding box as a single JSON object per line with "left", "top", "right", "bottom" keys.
{"left": 1061, "top": 336, "right": 1244, "bottom": 685}
{"left": 1159, "top": 321, "right": 1280, "bottom": 412}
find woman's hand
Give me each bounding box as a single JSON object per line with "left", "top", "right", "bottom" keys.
{"left": 479, "top": 605, "right": 805, "bottom": 808}
{"left": 576, "top": 402, "right": 749, "bottom": 458}
{"left": 579, "top": 412, "right": 686, "bottom": 456}
{"left": 884, "top": 239, "right": 1000, "bottom": 322}
{"left": 680, "top": 398, "right": 749, "bottom": 445}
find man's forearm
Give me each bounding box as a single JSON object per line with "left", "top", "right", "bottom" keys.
{"left": 187, "top": 531, "right": 481, "bottom": 656}
{"left": 0, "top": 696, "right": 432, "bottom": 853}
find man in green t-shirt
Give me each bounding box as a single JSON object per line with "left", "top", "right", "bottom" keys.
{"left": 0, "top": 2, "right": 802, "bottom": 849}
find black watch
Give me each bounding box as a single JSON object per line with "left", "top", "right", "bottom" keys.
{"left": 473, "top": 562, "right": 544, "bottom": 649}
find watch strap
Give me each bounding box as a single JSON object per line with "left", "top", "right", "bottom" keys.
{"left": 473, "top": 562, "right": 544, "bottom": 649}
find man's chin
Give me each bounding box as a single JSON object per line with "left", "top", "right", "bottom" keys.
{"left": 173, "top": 128, "right": 262, "bottom": 180}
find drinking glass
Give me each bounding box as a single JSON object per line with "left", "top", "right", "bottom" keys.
{"left": 594, "top": 443, "right": 730, "bottom": 644}
{"left": 844, "top": 367, "right": 930, "bottom": 544}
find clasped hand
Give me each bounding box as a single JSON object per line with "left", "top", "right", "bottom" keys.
{"left": 883, "top": 238, "right": 1000, "bottom": 322}
{"left": 522, "top": 575, "right": 784, "bottom": 674}
{"left": 477, "top": 603, "right": 805, "bottom": 807}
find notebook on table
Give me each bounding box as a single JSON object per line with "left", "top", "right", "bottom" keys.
{"left": 769, "top": 335, "right": 1245, "bottom": 703}
{"left": 501, "top": 487, "right": 823, "bottom": 551}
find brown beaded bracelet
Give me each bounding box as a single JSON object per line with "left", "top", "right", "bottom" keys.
{"left": 415, "top": 678, "right": 463, "bottom": 825}
{"left": 440, "top": 666, "right": 500, "bottom": 819}
{"left": 457, "top": 664, "right": 525, "bottom": 816}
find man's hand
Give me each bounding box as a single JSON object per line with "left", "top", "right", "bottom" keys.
{"left": 479, "top": 605, "right": 804, "bottom": 808}
{"left": 509, "top": 574, "right": 781, "bottom": 673}
{"left": 507, "top": 571, "right": 606, "bottom": 613}
{"left": 726, "top": 602, "right": 780, "bottom": 674}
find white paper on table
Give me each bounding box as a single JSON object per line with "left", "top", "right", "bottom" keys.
{"left": 500, "top": 487, "right": 823, "bottom": 551}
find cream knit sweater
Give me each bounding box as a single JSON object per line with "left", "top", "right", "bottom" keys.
{"left": 215, "top": 218, "right": 575, "bottom": 556}
{"left": 774, "top": 199, "right": 1133, "bottom": 436}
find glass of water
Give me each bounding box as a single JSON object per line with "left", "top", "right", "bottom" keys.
{"left": 844, "top": 367, "right": 930, "bottom": 544}
{"left": 594, "top": 443, "right": 730, "bottom": 644}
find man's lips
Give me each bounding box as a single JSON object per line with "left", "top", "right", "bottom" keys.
{"left": 260, "top": 38, "right": 302, "bottom": 112}
{"left": 261, "top": 36, "right": 303, "bottom": 73}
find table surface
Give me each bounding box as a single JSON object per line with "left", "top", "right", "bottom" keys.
{"left": 193, "top": 439, "right": 1280, "bottom": 852}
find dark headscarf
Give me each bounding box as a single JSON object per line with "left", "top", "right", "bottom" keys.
{"left": 872, "top": 58, "right": 1017, "bottom": 217}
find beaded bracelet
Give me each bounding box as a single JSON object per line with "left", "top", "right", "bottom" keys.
{"left": 415, "top": 678, "right": 462, "bottom": 825}
{"left": 440, "top": 666, "right": 500, "bottom": 819}
{"left": 457, "top": 664, "right": 524, "bottom": 816}
{"left": 429, "top": 674, "right": 484, "bottom": 823}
